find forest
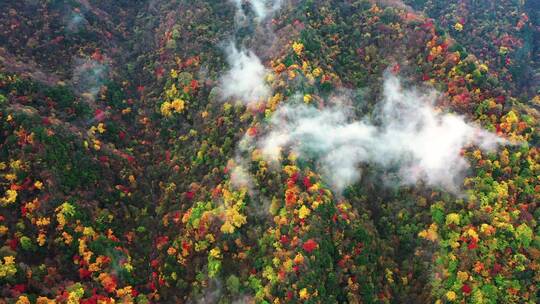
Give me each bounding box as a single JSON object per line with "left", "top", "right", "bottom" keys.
{"left": 0, "top": 0, "right": 538, "bottom": 303}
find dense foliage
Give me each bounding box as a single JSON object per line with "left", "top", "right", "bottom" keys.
{"left": 0, "top": 0, "right": 538, "bottom": 303}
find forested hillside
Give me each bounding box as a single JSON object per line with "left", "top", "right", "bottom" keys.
{"left": 0, "top": 1, "right": 538, "bottom": 303}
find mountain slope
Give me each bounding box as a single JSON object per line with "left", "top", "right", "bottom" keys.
{"left": 0, "top": 1, "right": 538, "bottom": 303}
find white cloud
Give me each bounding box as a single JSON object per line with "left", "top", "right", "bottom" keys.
{"left": 230, "top": 0, "right": 283, "bottom": 20}
{"left": 230, "top": 162, "right": 253, "bottom": 190}
{"left": 258, "top": 74, "right": 505, "bottom": 193}
{"left": 219, "top": 43, "right": 270, "bottom": 104}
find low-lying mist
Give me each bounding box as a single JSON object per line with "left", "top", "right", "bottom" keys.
{"left": 257, "top": 74, "right": 505, "bottom": 193}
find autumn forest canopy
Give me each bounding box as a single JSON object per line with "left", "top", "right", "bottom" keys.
{"left": 0, "top": 0, "right": 539, "bottom": 303}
